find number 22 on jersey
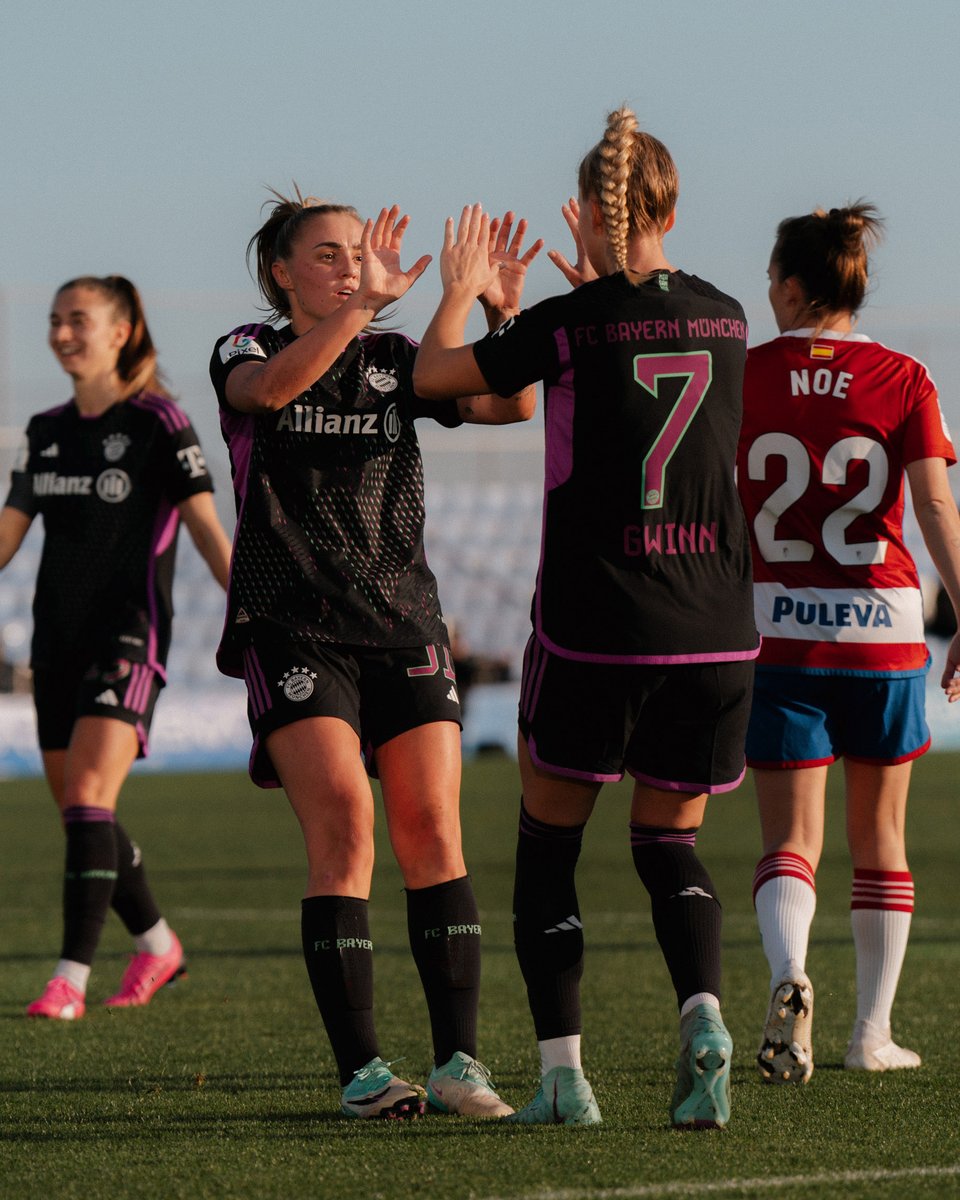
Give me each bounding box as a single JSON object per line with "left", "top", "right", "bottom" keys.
{"left": 747, "top": 432, "right": 889, "bottom": 566}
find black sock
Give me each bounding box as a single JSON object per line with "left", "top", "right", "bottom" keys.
{"left": 513, "top": 802, "right": 586, "bottom": 1040}
{"left": 111, "top": 822, "right": 162, "bottom": 936}
{"left": 61, "top": 806, "right": 118, "bottom": 966}
{"left": 406, "top": 875, "right": 481, "bottom": 1066}
{"left": 301, "top": 896, "right": 379, "bottom": 1086}
{"left": 630, "top": 824, "right": 721, "bottom": 1009}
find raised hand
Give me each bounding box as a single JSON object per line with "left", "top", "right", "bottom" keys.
{"left": 547, "top": 197, "right": 599, "bottom": 289}
{"left": 358, "top": 206, "right": 432, "bottom": 312}
{"left": 439, "top": 203, "right": 499, "bottom": 301}
{"left": 482, "top": 211, "right": 544, "bottom": 317}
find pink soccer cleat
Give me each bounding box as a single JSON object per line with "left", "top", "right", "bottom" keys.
{"left": 103, "top": 931, "right": 186, "bottom": 1008}
{"left": 27, "top": 976, "right": 86, "bottom": 1020}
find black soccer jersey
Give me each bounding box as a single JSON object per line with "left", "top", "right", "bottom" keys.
{"left": 473, "top": 270, "right": 759, "bottom": 663}
{"left": 4, "top": 392, "right": 215, "bottom": 673}
{"left": 209, "top": 324, "right": 461, "bottom": 675}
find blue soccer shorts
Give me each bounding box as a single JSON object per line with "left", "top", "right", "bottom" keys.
{"left": 746, "top": 666, "right": 930, "bottom": 768}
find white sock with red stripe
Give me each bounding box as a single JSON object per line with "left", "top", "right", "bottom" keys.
{"left": 753, "top": 852, "right": 817, "bottom": 988}
{"left": 850, "top": 869, "right": 914, "bottom": 1033}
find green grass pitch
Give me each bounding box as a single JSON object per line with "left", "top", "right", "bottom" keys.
{"left": 2, "top": 754, "right": 960, "bottom": 1199}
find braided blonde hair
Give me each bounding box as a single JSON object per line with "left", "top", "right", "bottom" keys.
{"left": 578, "top": 107, "right": 679, "bottom": 271}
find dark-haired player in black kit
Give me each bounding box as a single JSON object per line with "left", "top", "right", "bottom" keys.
{"left": 210, "top": 190, "right": 542, "bottom": 1119}
{"left": 0, "top": 275, "right": 232, "bottom": 1020}
{"left": 415, "top": 109, "right": 760, "bottom": 1129}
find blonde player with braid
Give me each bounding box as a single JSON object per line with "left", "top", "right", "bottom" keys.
{"left": 415, "top": 108, "right": 758, "bottom": 1128}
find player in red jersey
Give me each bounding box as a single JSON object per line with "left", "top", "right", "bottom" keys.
{"left": 415, "top": 108, "right": 759, "bottom": 1129}
{"left": 212, "top": 190, "right": 541, "bottom": 1119}
{"left": 737, "top": 204, "right": 960, "bottom": 1080}
{"left": 0, "top": 275, "right": 232, "bottom": 1020}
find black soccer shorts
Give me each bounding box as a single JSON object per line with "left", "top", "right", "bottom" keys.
{"left": 518, "top": 634, "right": 754, "bottom": 793}
{"left": 33, "top": 659, "right": 162, "bottom": 758}
{"left": 239, "top": 632, "right": 463, "bottom": 788}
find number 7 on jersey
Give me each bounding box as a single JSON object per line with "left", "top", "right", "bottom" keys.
{"left": 634, "top": 351, "right": 713, "bottom": 510}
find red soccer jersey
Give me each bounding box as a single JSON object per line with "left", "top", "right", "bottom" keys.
{"left": 737, "top": 329, "right": 955, "bottom": 673}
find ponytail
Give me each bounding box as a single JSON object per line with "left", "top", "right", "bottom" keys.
{"left": 772, "top": 202, "right": 884, "bottom": 323}
{"left": 578, "top": 106, "right": 679, "bottom": 272}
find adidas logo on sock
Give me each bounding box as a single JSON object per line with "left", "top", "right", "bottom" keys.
{"left": 95, "top": 689, "right": 120, "bottom": 707}
{"left": 545, "top": 915, "right": 583, "bottom": 934}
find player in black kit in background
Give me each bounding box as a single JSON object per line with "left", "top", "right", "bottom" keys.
{"left": 210, "top": 191, "right": 541, "bottom": 1119}
{"left": 0, "top": 275, "right": 232, "bottom": 1020}
{"left": 415, "top": 109, "right": 759, "bottom": 1128}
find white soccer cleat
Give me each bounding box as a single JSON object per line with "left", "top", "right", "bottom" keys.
{"left": 757, "top": 972, "right": 814, "bottom": 1084}
{"left": 426, "top": 1051, "right": 514, "bottom": 1117}
{"left": 844, "top": 1019, "right": 921, "bottom": 1071}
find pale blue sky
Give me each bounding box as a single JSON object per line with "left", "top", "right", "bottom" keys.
{"left": 3, "top": 0, "right": 959, "bottom": 461}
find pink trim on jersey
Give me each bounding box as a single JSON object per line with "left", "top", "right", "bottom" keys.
{"left": 144, "top": 499, "right": 178, "bottom": 678}
{"left": 533, "top": 623, "right": 760, "bottom": 666}
{"left": 851, "top": 868, "right": 914, "bottom": 913}
{"left": 627, "top": 764, "right": 745, "bottom": 794}
{"left": 39, "top": 400, "right": 74, "bottom": 418}
{"left": 135, "top": 720, "right": 149, "bottom": 758}
{"left": 242, "top": 646, "right": 272, "bottom": 719}
{"left": 544, "top": 330, "right": 575, "bottom": 491}
{"left": 752, "top": 850, "right": 816, "bottom": 903}
{"left": 519, "top": 635, "right": 549, "bottom": 721}
{"left": 129, "top": 391, "right": 191, "bottom": 433}
{"left": 526, "top": 733, "right": 623, "bottom": 783}
{"left": 123, "top": 663, "right": 153, "bottom": 715}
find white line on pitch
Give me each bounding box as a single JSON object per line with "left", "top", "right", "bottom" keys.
{"left": 477, "top": 1164, "right": 960, "bottom": 1200}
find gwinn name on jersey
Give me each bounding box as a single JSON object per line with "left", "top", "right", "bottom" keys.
{"left": 472, "top": 270, "right": 759, "bottom": 664}
{"left": 737, "top": 329, "right": 956, "bottom": 675}
{"left": 209, "top": 324, "right": 461, "bottom": 675}
{"left": 4, "top": 392, "right": 215, "bottom": 673}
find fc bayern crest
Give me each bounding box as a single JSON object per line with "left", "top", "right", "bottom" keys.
{"left": 103, "top": 433, "right": 131, "bottom": 462}
{"left": 279, "top": 666, "right": 317, "bottom": 702}
{"left": 367, "top": 367, "right": 398, "bottom": 393}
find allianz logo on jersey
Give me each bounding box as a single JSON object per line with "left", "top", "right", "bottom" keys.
{"left": 33, "top": 468, "right": 132, "bottom": 503}
{"left": 276, "top": 401, "right": 401, "bottom": 443}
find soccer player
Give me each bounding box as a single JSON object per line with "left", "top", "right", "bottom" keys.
{"left": 414, "top": 108, "right": 759, "bottom": 1128}
{"left": 210, "top": 191, "right": 541, "bottom": 1119}
{"left": 0, "top": 275, "right": 232, "bottom": 1020}
{"left": 737, "top": 203, "right": 960, "bottom": 1081}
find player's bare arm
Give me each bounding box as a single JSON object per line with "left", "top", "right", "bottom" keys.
{"left": 906, "top": 456, "right": 960, "bottom": 700}
{"left": 0, "top": 506, "right": 32, "bottom": 571}
{"left": 178, "top": 493, "right": 232, "bottom": 591}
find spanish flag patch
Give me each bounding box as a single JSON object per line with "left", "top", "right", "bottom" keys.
{"left": 810, "top": 342, "right": 835, "bottom": 360}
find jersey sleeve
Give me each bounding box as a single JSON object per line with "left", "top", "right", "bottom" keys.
{"left": 472, "top": 302, "right": 558, "bottom": 397}
{"left": 4, "top": 424, "right": 39, "bottom": 517}
{"left": 377, "top": 333, "right": 462, "bottom": 427}
{"left": 209, "top": 325, "right": 272, "bottom": 409}
{"left": 901, "top": 364, "right": 956, "bottom": 467}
